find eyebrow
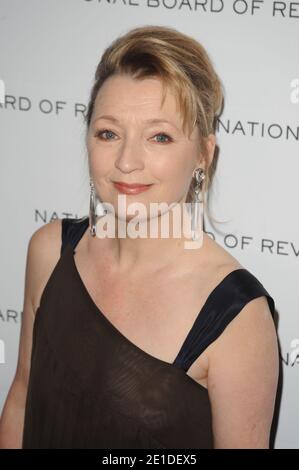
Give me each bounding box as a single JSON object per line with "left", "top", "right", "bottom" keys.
{"left": 93, "top": 114, "right": 179, "bottom": 130}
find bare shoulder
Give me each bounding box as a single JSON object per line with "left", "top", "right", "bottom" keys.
{"left": 200, "top": 235, "right": 279, "bottom": 447}
{"left": 201, "top": 232, "right": 244, "bottom": 270}
{"left": 193, "top": 232, "right": 245, "bottom": 293}
{"left": 10, "top": 219, "right": 62, "bottom": 387}
{"left": 201, "top": 234, "right": 277, "bottom": 358}
{"left": 28, "top": 218, "right": 62, "bottom": 314}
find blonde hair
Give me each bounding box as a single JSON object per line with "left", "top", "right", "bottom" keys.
{"left": 84, "top": 25, "right": 225, "bottom": 226}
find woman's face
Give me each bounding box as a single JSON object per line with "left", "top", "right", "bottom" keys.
{"left": 86, "top": 73, "right": 213, "bottom": 222}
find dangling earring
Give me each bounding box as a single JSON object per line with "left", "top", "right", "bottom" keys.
{"left": 190, "top": 168, "right": 205, "bottom": 241}
{"left": 89, "top": 178, "right": 109, "bottom": 237}
{"left": 89, "top": 178, "right": 97, "bottom": 237}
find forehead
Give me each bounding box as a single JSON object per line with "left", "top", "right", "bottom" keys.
{"left": 93, "top": 74, "right": 181, "bottom": 121}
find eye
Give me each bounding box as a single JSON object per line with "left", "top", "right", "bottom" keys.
{"left": 94, "top": 129, "right": 173, "bottom": 144}
{"left": 94, "top": 129, "right": 117, "bottom": 141}
{"left": 152, "top": 133, "right": 173, "bottom": 144}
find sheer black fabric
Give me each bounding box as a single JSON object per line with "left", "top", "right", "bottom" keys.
{"left": 22, "top": 217, "right": 276, "bottom": 449}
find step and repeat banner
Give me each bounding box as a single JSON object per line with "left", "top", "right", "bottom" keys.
{"left": 0, "top": 0, "right": 298, "bottom": 449}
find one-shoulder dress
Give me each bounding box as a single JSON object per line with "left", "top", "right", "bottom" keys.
{"left": 22, "top": 216, "right": 276, "bottom": 449}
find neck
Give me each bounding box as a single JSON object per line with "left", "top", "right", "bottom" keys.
{"left": 95, "top": 199, "right": 203, "bottom": 273}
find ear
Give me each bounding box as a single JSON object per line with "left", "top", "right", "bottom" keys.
{"left": 197, "top": 133, "right": 216, "bottom": 170}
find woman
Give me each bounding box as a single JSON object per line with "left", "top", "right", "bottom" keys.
{"left": 0, "top": 25, "right": 279, "bottom": 449}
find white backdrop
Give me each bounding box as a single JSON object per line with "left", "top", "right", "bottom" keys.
{"left": 0, "top": 0, "right": 298, "bottom": 449}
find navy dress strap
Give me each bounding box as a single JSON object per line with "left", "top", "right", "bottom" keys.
{"left": 60, "top": 216, "right": 89, "bottom": 256}
{"left": 173, "top": 269, "right": 276, "bottom": 372}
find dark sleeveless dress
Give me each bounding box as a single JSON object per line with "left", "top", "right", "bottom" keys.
{"left": 22, "top": 216, "right": 276, "bottom": 449}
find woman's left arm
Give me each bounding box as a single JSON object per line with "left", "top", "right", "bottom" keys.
{"left": 207, "top": 295, "right": 279, "bottom": 449}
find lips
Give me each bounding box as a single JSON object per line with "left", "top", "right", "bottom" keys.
{"left": 113, "top": 182, "right": 152, "bottom": 188}
{"left": 113, "top": 181, "right": 153, "bottom": 195}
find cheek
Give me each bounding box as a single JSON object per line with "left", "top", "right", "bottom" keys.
{"left": 161, "top": 148, "right": 196, "bottom": 200}
{"left": 89, "top": 151, "right": 112, "bottom": 177}
{"left": 152, "top": 147, "right": 194, "bottom": 185}
{"left": 149, "top": 162, "right": 192, "bottom": 205}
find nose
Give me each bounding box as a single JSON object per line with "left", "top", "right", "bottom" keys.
{"left": 114, "top": 137, "right": 145, "bottom": 174}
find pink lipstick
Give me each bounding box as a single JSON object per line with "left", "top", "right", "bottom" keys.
{"left": 113, "top": 181, "right": 153, "bottom": 195}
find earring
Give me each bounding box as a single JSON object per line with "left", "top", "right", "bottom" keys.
{"left": 89, "top": 178, "right": 109, "bottom": 237}
{"left": 190, "top": 168, "right": 205, "bottom": 241}
{"left": 89, "top": 178, "right": 97, "bottom": 237}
